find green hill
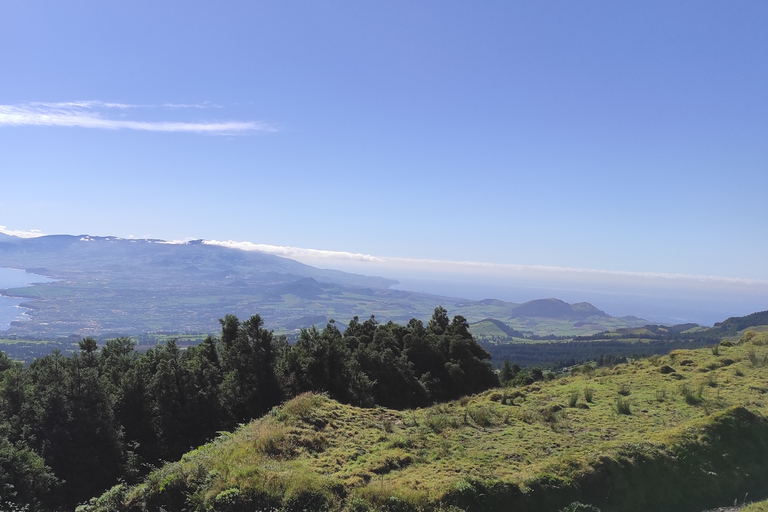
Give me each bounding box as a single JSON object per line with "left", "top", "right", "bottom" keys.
{"left": 468, "top": 318, "right": 525, "bottom": 339}
{"left": 82, "top": 339, "right": 768, "bottom": 512}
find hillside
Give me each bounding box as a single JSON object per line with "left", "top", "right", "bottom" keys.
{"left": 0, "top": 233, "right": 646, "bottom": 340}
{"left": 82, "top": 335, "right": 768, "bottom": 512}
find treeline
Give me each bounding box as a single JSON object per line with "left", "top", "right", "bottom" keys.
{"left": 483, "top": 337, "right": 716, "bottom": 368}
{"left": 0, "top": 307, "right": 498, "bottom": 511}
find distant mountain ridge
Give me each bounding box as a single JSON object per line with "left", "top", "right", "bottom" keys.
{"left": 0, "top": 233, "right": 648, "bottom": 337}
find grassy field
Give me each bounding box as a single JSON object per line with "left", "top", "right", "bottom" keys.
{"left": 81, "top": 334, "right": 768, "bottom": 512}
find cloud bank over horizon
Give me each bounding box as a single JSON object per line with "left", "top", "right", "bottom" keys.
{"left": 1, "top": 228, "right": 764, "bottom": 323}
{"left": 0, "top": 101, "right": 274, "bottom": 134}
{"left": 203, "top": 239, "right": 768, "bottom": 289}
{"left": 204, "top": 239, "right": 768, "bottom": 324}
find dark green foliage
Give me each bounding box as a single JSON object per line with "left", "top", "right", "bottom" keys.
{"left": 0, "top": 435, "right": 58, "bottom": 510}
{"left": 559, "top": 502, "right": 601, "bottom": 512}
{"left": 499, "top": 359, "right": 520, "bottom": 386}
{"left": 220, "top": 314, "right": 284, "bottom": 420}
{"left": 0, "top": 306, "right": 499, "bottom": 511}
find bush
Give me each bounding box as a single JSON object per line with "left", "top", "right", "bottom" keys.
{"left": 468, "top": 405, "right": 495, "bottom": 427}
{"left": 681, "top": 383, "right": 703, "bottom": 405}
{"left": 615, "top": 397, "right": 631, "bottom": 415}
{"left": 559, "top": 502, "right": 601, "bottom": 512}
{"left": 278, "top": 393, "right": 327, "bottom": 425}
{"left": 568, "top": 389, "right": 580, "bottom": 408}
{"left": 583, "top": 387, "right": 595, "bottom": 403}
{"left": 746, "top": 349, "right": 768, "bottom": 367}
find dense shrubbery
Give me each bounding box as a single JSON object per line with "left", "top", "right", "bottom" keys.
{"left": 0, "top": 307, "right": 497, "bottom": 510}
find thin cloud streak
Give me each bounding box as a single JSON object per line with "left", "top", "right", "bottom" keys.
{"left": 0, "top": 102, "right": 274, "bottom": 134}
{"left": 203, "top": 240, "right": 768, "bottom": 287}
{"left": 204, "top": 240, "right": 383, "bottom": 262}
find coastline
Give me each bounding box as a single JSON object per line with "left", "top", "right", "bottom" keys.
{"left": 0, "top": 267, "right": 55, "bottom": 330}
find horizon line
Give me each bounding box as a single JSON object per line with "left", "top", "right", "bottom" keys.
{"left": 1, "top": 227, "right": 766, "bottom": 287}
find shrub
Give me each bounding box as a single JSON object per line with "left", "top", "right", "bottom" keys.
{"left": 282, "top": 471, "right": 333, "bottom": 512}
{"left": 354, "top": 482, "right": 429, "bottom": 512}
{"left": 659, "top": 365, "right": 676, "bottom": 374}
{"left": 468, "top": 405, "right": 495, "bottom": 427}
{"left": 583, "top": 387, "right": 595, "bottom": 403}
{"left": 208, "top": 488, "right": 281, "bottom": 512}
{"left": 559, "top": 502, "right": 601, "bottom": 512}
{"left": 617, "top": 384, "right": 631, "bottom": 396}
{"left": 424, "top": 410, "right": 460, "bottom": 433}
{"left": 568, "top": 389, "right": 579, "bottom": 408}
{"left": 681, "top": 383, "right": 703, "bottom": 405}
{"left": 615, "top": 397, "right": 631, "bottom": 415}
{"left": 711, "top": 345, "right": 720, "bottom": 356}
{"left": 278, "top": 392, "right": 326, "bottom": 425}
{"left": 740, "top": 331, "right": 757, "bottom": 345}
{"left": 746, "top": 349, "right": 768, "bottom": 367}
{"left": 251, "top": 421, "right": 292, "bottom": 457}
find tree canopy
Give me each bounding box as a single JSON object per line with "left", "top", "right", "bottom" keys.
{"left": 0, "top": 307, "right": 497, "bottom": 510}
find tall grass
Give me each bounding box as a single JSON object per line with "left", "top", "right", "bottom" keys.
{"left": 681, "top": 383, "right": 704, "bottom": 405}
{"left": 614, "top": 397, "right": 631, "bottom": 415}
{"left": 746, "top": 349, "right": 768, "bottom": 367}
{"left": 568, "top": 389, "right": 580, "bottom": 408}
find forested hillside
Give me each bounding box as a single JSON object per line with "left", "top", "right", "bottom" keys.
{"left": 82, "top": 329, "right": 768, "bottom": 512}
{"left": 0, "top": 307, "right": 497, "bottom": 510}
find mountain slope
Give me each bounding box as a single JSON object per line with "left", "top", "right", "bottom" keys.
{"left": 0, "top": 234, "right": 645, "bottom": 338}
{"left": 83, "top": 339, "right": 768, "bottom": 512}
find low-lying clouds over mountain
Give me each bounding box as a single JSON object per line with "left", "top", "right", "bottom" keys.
{"left": 204, "top": 239, "right": 768, "bottom": 324}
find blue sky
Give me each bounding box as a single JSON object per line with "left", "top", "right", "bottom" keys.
{"left": 1, "top": 2, "right": 766, "bottom": 321}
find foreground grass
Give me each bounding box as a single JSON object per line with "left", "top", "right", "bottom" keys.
{"left": 744, "top": 501, "right": 768, "bottom": 512}
{"left": 81, "top": 339, "right": 768, "bottom": 512}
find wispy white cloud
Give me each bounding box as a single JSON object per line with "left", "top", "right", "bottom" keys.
{"left": 203, "top": 239, "right": 768, "bottom": 288}
{"left": 204, "top": 240, "right": 383, "bottom": 262}
{"left": 0, "top": 225, "right": 46, "bottom": 238}
{"left": 0, "top": 101, "right": 274, "bottom": 134}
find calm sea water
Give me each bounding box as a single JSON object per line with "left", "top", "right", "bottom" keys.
{"left": 0, "top": 268, "right": 55, "bottom": 330}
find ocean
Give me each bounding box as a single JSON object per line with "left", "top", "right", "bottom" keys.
{"left": 0, "top": 268, "right": 55, "bottom": 330}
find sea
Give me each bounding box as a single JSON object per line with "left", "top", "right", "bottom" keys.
{"left": 0, "top": 268, "right": 55, "bottom": 330}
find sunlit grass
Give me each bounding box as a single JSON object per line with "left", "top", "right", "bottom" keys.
{"left": 86, "top": 340, "right": 768, "bottom": 512}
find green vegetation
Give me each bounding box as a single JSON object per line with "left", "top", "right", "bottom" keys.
{"left": 0, "top": 236, "right": 648, "bottom": 341}
{"left": 0, "top": 307, "right": 497, "bottom": 510}
{"left": 4, "top": 306, "right": 768, "bottom": 511}
{"left": 77, "top": 318, "right": 768, "bottom": 512}
{"left": 744, "top": 500, "right": 768, "bottom": 512}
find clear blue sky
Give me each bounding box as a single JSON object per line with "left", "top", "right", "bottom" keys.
{"left": 1, "top": 1, "right": 766, "bottom": 287}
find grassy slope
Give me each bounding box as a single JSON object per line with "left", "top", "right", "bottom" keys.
{"left": 82, "top": 336, "right": 768, "bottom": 512}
